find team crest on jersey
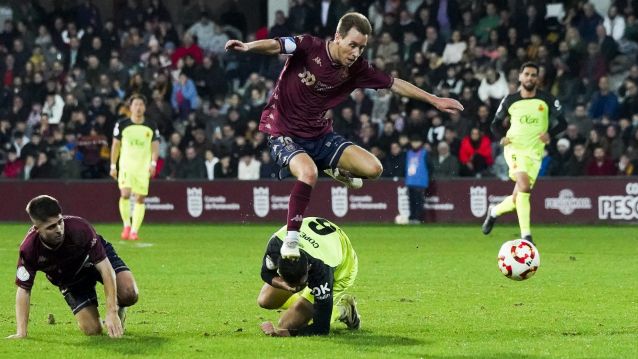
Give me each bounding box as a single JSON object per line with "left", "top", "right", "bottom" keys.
{"left": 253, "top": 186, "right": 270, "bottom": 218}
{"left": 331, "top": 187, "right": 348, "bottom": 217}
{"left": 313, "top": 56, "right": 322, "bottom": 66}
{"left": 397, "top": 186, "right": 410, "bottom": 217}
{"left": 470, "top": 186, "right": 488, "bottom": 217}
{"left": 538, "top": 104, "right": 545, "bottom": 112}
{"left": 187, "top": 187, "right": 203, "bottom": 218}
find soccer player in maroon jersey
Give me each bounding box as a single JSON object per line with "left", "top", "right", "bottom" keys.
{"left": 7, "top": 195, "right": 138, "bottom": 339}
{"left": 225, "top": 13, "right": 463, "bottom": 258}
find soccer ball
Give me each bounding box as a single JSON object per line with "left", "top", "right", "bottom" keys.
{"left": 497, "top": 239, "right": 540, "bottom": 281}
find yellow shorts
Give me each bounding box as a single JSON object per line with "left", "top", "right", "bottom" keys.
{"left": 504, "top": 146, "right": 541, "bottom": 187}
{"left": 118, "top": 169, "right": 150, "bottom": 195}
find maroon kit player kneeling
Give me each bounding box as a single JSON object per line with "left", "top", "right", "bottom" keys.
{"left": 226, "top": 12, "right": 463, "bottom": 258}
{"left": 7, "top": 195, "right": 138, "bottom": 339}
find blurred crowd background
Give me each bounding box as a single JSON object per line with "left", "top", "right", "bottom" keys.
{"left": 1, "top": 0, "right": 638, "bottom": 182}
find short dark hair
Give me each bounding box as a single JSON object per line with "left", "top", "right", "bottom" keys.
{"left": 278, "top": 251, "right": 309, "bottom": 287}
{"left": 337, "top": 12, "right": 372, "bottom": 37}
{"left": 520, "top": 62, "right": 539, "bottom": 73}
{"left": 128, "top": 93, "right": 147, "bottom": 106}
{"left": 26, "top": 195, "right": 62, "bottom": 222}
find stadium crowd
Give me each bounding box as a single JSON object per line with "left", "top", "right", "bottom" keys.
{"left": 1, "top": 0, "right": 638, "bottom": 182}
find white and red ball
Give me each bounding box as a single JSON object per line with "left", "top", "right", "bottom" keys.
{"left": 497, "top": 239, "right": 540, "bottom": 281}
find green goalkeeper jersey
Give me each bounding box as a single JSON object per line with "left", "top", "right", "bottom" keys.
{"left": 113, "top": 118, "right": 160, "bottom": 171}
{"left": 492, "top": 90, "right": 565, "bottom": 156}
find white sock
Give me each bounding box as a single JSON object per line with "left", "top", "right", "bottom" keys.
{"left": 490, "top": 206, "right": 498, "bottom": 217}
{"left": 285, "top": 231, "right": 299, "bottom": 243}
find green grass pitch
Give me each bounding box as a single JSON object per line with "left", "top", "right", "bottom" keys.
{"left": 0, "top": 222, "right": 636, "bottom": 358}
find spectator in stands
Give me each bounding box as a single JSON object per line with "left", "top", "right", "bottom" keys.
{"left": 171, "top": 72, "right": 200, "bottom": 120}
{"left": 182, "top": 0, "right": 213, "bottom": 29}
{"left": 603, "top": 4, "right": 625, "bottom": 42}
{"left": 204, "top": 149, "right": 218, "bottom": 180}
{"left": 375, "top": 32, "right": 399, "bottom": 64}
{"left": 383, "top": 142, "right": 405, "bottom": 178}
{"left": 567, "top": 104, "right": 594, "bottom": 138}
{"left": 618, "top": 154, "right": 638, "bottom": 175}
{"left": 77, "top": 127, "right": 108, "bottom": 179}
{"left": 288, "top": 0, "right": 315, "bottom": 35}
{"left": 21, "top": 155, "right": 35, "bottom": 180}
{"left": 548, "top": 138, "right": 572, "bottom": 177}
{"left": 160, "top": 145, "right": 183, "bottom": 180}
{"left": 441, "top": 30, "right": 466, "bottom": 65}
{"left": 238, "top": 149, "right": 260, "bottom": 180}
{"left": 171, "top": 33, "right": 203, "bottom": 66}
{"left": 186, "top": 11, "right": 216, "bottom": 52}
{"left": 459, "top": 127, "right": 493, "bottom": 177}
{"left": 565, "top": 143, "right": 588, "bottom": 176}
{"left": 474, "top": 2, "right": 499, "bottom": 44}
{"left": 259, "top": 150, "right": 278, "bottom": 179}
{"left": 431, "top": 141, "right": 459, "bottom": 179}
{"left": 577, "top": 2, "right": 603, "bottom": 43}
{"left": 213, "top": 155, "right": 236, "bottom": 179}
{"left": 586, "top": 146, "right": 616, "bottom": 176}
{"left": 589, "top": 76, "right": 619, "bottom": 123}
{"left": 57, "top": 147, "right": 81, "bottom": 179}
{"left": 478, "top": 67, "right": 508, "bottom": 109}
{"left": 605, "top": 125, "right": 625, "bottom": 161}
{"left": 618, "top": 79, "right": 638, "bottom": 120}
{"left": 580, "top": 42, "right": 607, "bottom": 91}
{"left": 30, "top": 151, "right": 56, "bottom": 179}
{"left": 421, "top": 25, "right": 445, "bottom": 56}
{"left": 2, "top": 149, "right": 22, "bottom": 178}
{"left": 179, "top": 146, "right": 206, "bottom": 179}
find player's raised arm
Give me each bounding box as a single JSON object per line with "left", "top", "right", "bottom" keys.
{"left": 225, "top": 38, "right": 281, "bottom": 55}
{"left": 390, "top": 78, "right": 464, "bottom": 114}
{"left": 6, "top": 287, "right": 30, "bottom": 339}
{"left": 95, "top": 258, "right": 123, "bottom": 338}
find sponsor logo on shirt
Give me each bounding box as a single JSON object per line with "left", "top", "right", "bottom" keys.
{"left": 313, "top": 56, "right": 322, "bottom": 66}
{"left": 312, "top": 283, "right": 331, "bottom": 300}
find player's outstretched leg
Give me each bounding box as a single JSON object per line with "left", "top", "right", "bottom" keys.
{"left": 482, "top": 194, "right": 516, "bottom": 235}
{"left": 336, "top": 294, "right": 360, "bottom": 330}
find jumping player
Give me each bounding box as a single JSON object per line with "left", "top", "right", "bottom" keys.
{"left": 225, "top": 12, "right": 463, "bottom": 258}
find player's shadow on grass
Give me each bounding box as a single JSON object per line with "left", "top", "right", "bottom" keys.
{"left": 78, "top": 334, "right": 169, "bottom": 355}
{"left": 330, "top": 329, "right": 428, "bottom": 347}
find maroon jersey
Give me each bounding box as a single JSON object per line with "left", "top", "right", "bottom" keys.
{"left": 260, "top": 35, "right": 393, "bottom": 139}
{"left": 15, "top": 216, "right": 107, "bottom": 290}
